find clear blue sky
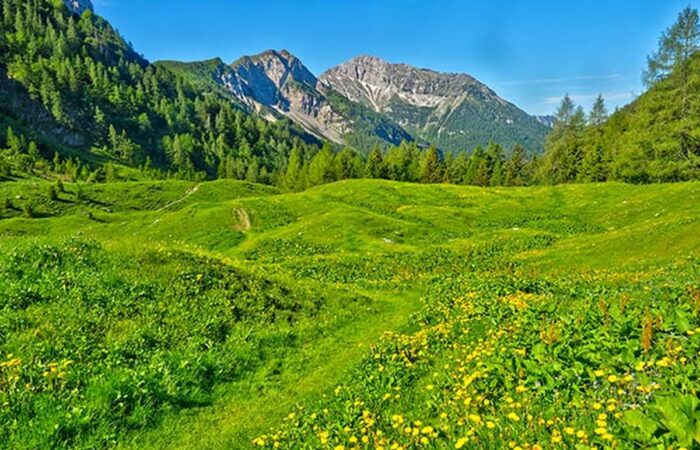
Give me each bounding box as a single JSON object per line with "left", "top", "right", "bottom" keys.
{"left": 94, "top": 0, "right": 699, "bottom": 115}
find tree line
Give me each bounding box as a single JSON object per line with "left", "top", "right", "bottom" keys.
{"left": 537, "top": 6, "right": 700, "bottom": 184}
{"left": 278, "top": 141, "right": 533, "bottom": 192}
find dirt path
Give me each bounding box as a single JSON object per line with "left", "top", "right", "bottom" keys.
{"left": 235, "top": 208, "right": 251, "bottom": 232}
{"left": 155, "top": 184, "right": 201, "bottom": 213}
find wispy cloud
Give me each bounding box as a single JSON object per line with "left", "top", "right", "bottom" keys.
{"left": 500, "top": 74, "right": 624, "bottom": 87}
{"left": 543, "top": 91, "right": 636, "bottom": 105}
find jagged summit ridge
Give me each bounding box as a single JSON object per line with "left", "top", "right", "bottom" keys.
{"left": 179, "top": 49, "right": 412, "bottom": 147}
{"left": 230, "top": 50, "right": 318, "bottom": 108}
{"left": 161, "top": 51, "right": 546, "bottom": 153}
{"left": 320, "top": 55, "right": 502, "bottom": 113}
{"left": 319, "top": 55, "right": 549, "bottom": 152}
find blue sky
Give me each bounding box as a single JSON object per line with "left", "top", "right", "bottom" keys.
{"left": 93, "top": 0, "right": 699, "bottom": 115}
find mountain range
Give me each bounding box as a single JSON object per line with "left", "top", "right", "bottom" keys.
{"left": 158, "top": 52, "right": 413, "bottom": 152}
{"left": 161, "top": 50, "right": 549, "bottom": 154}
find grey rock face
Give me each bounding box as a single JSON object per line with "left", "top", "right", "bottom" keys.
{"left": 224, "top": 50, "right": 346, "bottom": 142}
{"left": 320, "top": 55, "right": 548, "bottom": 153}
{"left": 64, "top": 0, "right": 94, "bottom": 15}
{"left": 230, "top": 50, "right": 318, "bottom": 111}
{"left": 320, "top": 55, "right": 500, "bottom": 112}
{"left": 219, "top": 50, "right": 410, "bottom": 146}
{"left": 535, "top": 115, "right": 556, "bottom": 128}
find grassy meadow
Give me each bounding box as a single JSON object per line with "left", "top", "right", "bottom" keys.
{"left": 0, "top": 179, "right": 698, "bottom": 449}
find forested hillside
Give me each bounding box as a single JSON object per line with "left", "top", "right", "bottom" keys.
{"left": 0, "top": 0, "right": 320, "bottom": 182}
{"left": 537, "top": 7, "right": 700, "bottom": 183}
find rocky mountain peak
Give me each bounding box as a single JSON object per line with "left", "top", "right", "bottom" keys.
{"left": 320, "top": 55, "right": 548, "bottom": 153}
{"left": 64, "top": 0, "right": 93, "bottom": 15}
{"left": 232, "top": 49, "right": 317, "bottom": 94}
{"left": 320, "top": 55, "right": 498, "bottom": 109}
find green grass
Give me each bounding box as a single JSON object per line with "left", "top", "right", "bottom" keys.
{"left": 0, "top": 179, "right": 698, "bottom": 449}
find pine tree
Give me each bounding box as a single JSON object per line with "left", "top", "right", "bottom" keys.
{"left": 307, "top": 144, "right": 335, "bottom": 187}
{"left": 384, "top": 142, "right": 419, "bottom": 182}
{"left": 245, "top": 159, "right": 259, "bottom": 183}
{"left": 465, "top": 147, "right": 490, "bottom": 186}
{"left": 580, "top": 143, "right": 606, "bottom": 183}
{"left": 486, "top": 142, "right": 506, "bottom": 186}
{"left": 464, "top": 147, "right": 482, "bottom": 185}
{"left": 419, "top": 146, "right": 443, "bottom": 183}
{"left": 365, "top": 146, "right": 385, "bottom": 179}
{"left": 644, "top": 6, "right": 700, "bottom": 87}
{"left": 589, "top": 94, "right": 608, "bottom": 127}
{"left": 444, "top": 152, "right": 468, "bottom": 184}
{"left": 504, "top": 144, "right": 527, "bottom": 186}
{"left": 579, "top": 95, "right": 609, "bottom": 182}
{"left": 333, "top": 147, "right": 362, "bottom": 180}
{"left": 538, "top": 97, "right": 586, "bottom": 184}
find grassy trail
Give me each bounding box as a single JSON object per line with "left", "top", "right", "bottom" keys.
{"left": 126, "top": 290, "right": 421, "bottom": 450}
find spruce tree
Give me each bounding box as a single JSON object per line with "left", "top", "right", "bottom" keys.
{"left": 589, "top": 94, "right": 608, "bottom": 127}
{"left": 365, "top": 146, "right": 385, "bottom": 179}
{"left": 444, "top": 152, "right": 468, "bottom": 184}
{"left": 282, "top": 147, "right": 303, "bottom": 191}
{"left": 504, "top": 144, "right": 527, "bottom": 186}
{"left": 485, "top": 142, "right": 506, "bottom": 186}
{"left": 538, "top": 97, "right": 586, "bottom": 184}
{"left": 419, "top": 146, "right": 443, "bottom": 183}
{"left": 307, "top": 143, "right": 335, "bottom": 187}
{"left": 465, "top": 146, "right": 484, "bottom": 185}
{"left": 644, "top": 6, "right": 700, "bottom": 87}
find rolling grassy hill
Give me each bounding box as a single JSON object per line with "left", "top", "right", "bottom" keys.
{"left": 0, "top": 180, "right": 698, "bottom": 449}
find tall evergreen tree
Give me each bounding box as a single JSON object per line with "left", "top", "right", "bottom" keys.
{"left": 282, "top": 146, "right": 303, "bottom": 192}
{"left": 365, "top": 146, "right": 385, "bottom": 179}
{"left": 333, "top": 147, "right": 363, "bottom": 180}
{"left": 538, "top": 97, "right": 586, "bottom": 184}
{"left": 419, "top": 146, "right": 443, "bottom": 183}
{"left": 444, "top": 152, "right": 468, "bottom": 184}
{"left": 588, "top": 94, "right": 609, "bottom": 127}
{"left": 465, "top": 146, "right": 490, "bottom": 187}
{"left": 485, "top": 142, "right": 506, "bottom": 186}
{"left": 384, "top": 142, "right": 419, "bottom": 182}
{"left": 504, "top": 144, "right": 528, "bottom": 186}
{"left": 644, "top": 6, "right": 700, "bottom": 87}
{"left": 579, "top": 95, "right": 609, "bottom": 182}
{"left": 307, "top": 143, "right": 335, "bottom": 187}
